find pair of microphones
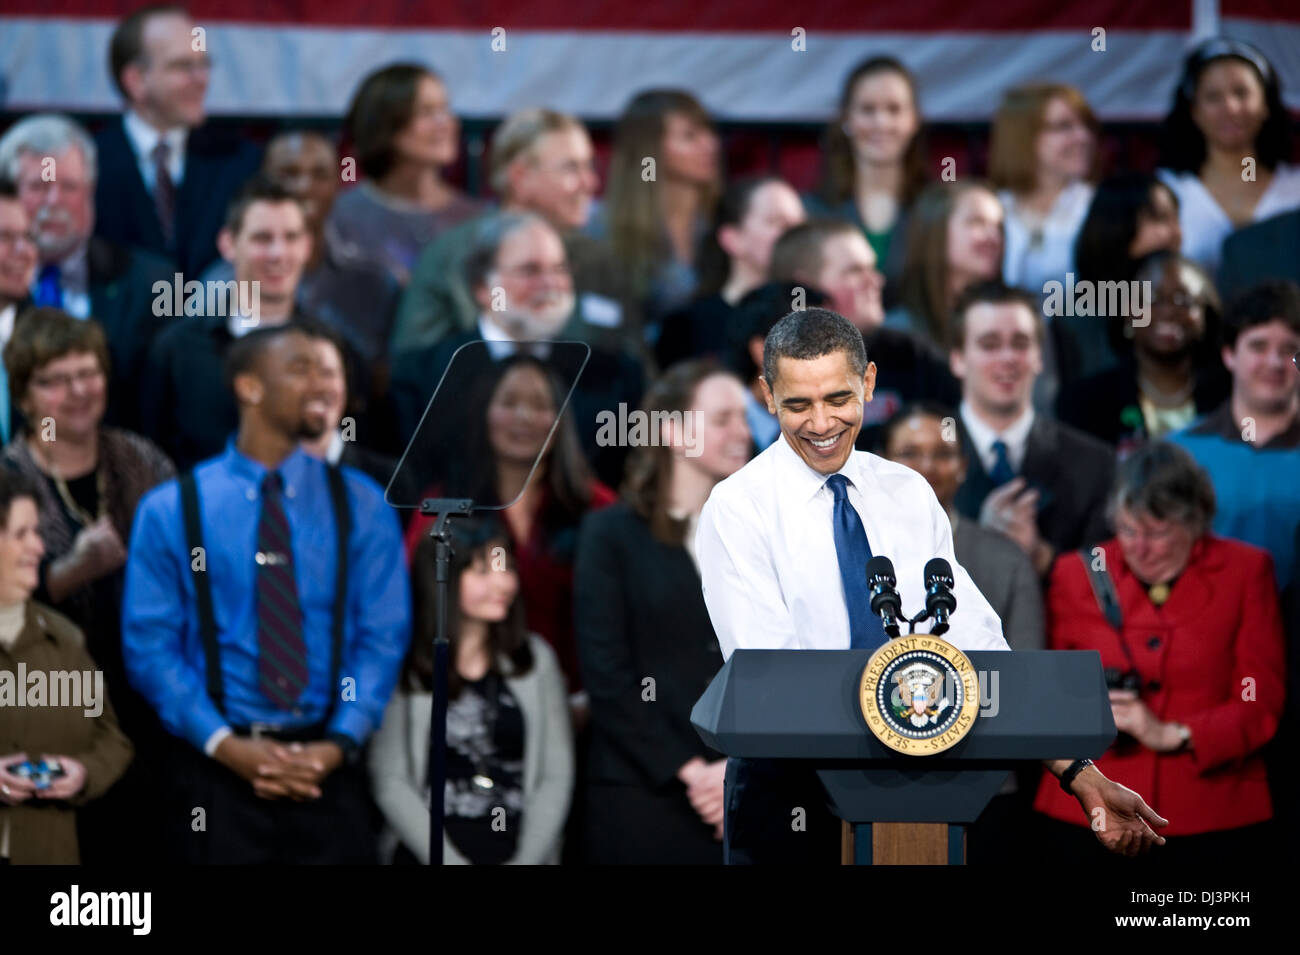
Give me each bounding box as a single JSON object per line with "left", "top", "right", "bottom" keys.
{"left": 865, "top": 556, "right": 956, "bottom": 638}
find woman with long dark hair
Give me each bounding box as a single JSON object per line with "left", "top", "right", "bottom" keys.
{"left": 1157, "top": 38, "right": 1299, "bottom": 276}
{"left": 886, "top": 181, "right": 1004, "bottom": 349}
{"left": 403, "top": 354, "right": 616, "bottom": 712}
{"left": 575, "top": 360, "right": 751, "bottom": 863}
{"left": 655, "top": 176, "right": 805, "bottom": 369}
{"left": 597, "top": 89, "right": 721, "bottom": 342}
{"left": 808, "top": 56, "right": 927, "bottom": 301}
{"left": 370, "top": 514, "right": 573, "bottom": 864}
{"left": 1061, "top": 174, "right": 1183, "bottom": 384}
{"left": 328, "top": 63, "right": 484, "bottom": 286}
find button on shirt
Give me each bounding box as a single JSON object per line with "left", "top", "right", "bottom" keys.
{"left": 121, "top": 440, "right": 411, "bottom": 752}
{"left": 696, "top": 433, "right": 1009, "bottom": 658}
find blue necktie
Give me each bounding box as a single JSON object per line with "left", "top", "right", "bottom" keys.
{"left": 989, "top": 438, "right": 1015, "bottom": 486}
{"left": 34, "top": 264, "right": 62, "bottom": 308}
{"left": 827, "top": 474, "right": 887, "bottom": 650}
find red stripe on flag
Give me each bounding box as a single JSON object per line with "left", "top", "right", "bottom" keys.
{"left": 4, "top": 0, "right": 1192, "bottom": 31}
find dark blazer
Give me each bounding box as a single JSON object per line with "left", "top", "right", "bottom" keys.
{"left": 1219, "top": 209, "right": 1300, "bottom": 304}
{"left": 87, "top": 237, "right": 175, "bottom": 432}
{"left": 93, "top": 119, "right": 261, "bottom": 278}
{"left": 954, "top": 413, "right": 1115, "bottom": 560}
{"left": 389, "top": 331, "right": 645, "bottom": 489}
{"left": 953, "top": 517, "right": 1044, "bottom": 651}
{"left": 574, "top": 501, "right": 725, "bottom": 863}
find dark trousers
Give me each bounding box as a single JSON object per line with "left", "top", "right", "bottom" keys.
{"left": 165, "top": 736, "right": 377, "bottom": 865}
{"left": 723, "top": 758, "right": 842, "bottom": 865}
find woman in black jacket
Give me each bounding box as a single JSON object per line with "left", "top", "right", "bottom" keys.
{"left": 574, "top": 360, "right": 751, "bottom": 863}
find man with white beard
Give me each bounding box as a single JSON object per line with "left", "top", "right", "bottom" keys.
{"left": 389, "top": 212, "right": 644, "bottom": 486}
{"left": 0, "top": 114, "right": 174, "bottom": 432}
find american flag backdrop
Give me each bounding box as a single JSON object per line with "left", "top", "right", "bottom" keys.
{"left": 1, "top": 1, "right": 1298, "bottom": 122}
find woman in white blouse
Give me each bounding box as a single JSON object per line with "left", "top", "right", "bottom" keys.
{"left": 989, "top": 84, "right": 1099, "bottom": 296}
{"left": 1156, "top": 38, "right": 1300, "bottom": 278}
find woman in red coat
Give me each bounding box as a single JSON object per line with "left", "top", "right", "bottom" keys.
{"left": 1034, "top": 441, "right": 1284, "bottom": 866}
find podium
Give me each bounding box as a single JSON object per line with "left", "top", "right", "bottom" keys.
{"left": 690, "top": 647, "right": 1115, "bottom": 865}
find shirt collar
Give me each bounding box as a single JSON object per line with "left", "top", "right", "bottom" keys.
{"left": 222, "top": 436, "right": 317, "bottom": 493}
{"left": 477, "top": 313, "right": 553, "bottom": 360}
{"left": 960, "top": 400, "right": 1035, "bottom": 469}
{"left": 771, "top": 431, "right": 877, "bottom": 505}
{"left": 1197, "top": 400, "right": 1300, "bottom": 449}
{"left": 123, "top": 110, "right": 187, "bottom": 165}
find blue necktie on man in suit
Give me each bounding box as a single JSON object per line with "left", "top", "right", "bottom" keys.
{"left": 989, "top": 438, "right": 1016, "bottom": 487}
{"left": 826, "top": 473, "right": 887, "bottom": 650}
{"left": 33, "top": 263, "right": 62, "bottom": 309}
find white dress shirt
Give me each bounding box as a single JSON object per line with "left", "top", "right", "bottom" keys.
{"left": 1157, "top": 163, "right": 1300, "bottom": 277}
{"left": 123, "top": 110, "right": 187, "bottom": 192}
{"left": 696, "top": 433, "right": 1009, "bottom": 659}
{"left": 960, "top": 401, "right": 1035, "bottom": 475}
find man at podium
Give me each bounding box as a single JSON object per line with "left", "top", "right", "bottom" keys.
{"left": 696, "top": 307, "right": 1168, "bottom": 864}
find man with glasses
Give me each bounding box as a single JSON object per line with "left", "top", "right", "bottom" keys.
{"left": 94, "top": 4, "right": 260, "bottom": 277}
{"left": 389, "top": 210, "right": 644, "bottom": 487}
{"left": 0, "top": 115, "right": 174, "bottom": 434}
{"left": 392, "top": 108, "right": 636, "bottom": 361}
{"left": 0, "top": 179, "right": 38, "bottom": 443}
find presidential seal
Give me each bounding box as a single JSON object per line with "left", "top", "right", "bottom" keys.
{"left": 859, "top": 635, "right": 981, "bottom": 754}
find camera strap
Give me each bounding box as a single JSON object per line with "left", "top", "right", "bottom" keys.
{"left": 1077, "top": 548, "right": 1138, "bottom": 672}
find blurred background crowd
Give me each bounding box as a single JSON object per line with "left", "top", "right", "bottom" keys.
{"left": 0, "top": 3, "right": 1297, "bottom": 866}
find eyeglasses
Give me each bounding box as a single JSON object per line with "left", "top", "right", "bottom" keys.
{"left": 31, "top": 367, "right": 105, "bottom": 391}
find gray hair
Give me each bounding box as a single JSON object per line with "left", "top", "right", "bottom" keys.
{"left": 1108, "top": 440, "right": 1216, "bottom": 537}
{"left": 488, "top": 108, "right": 584, "bottom": 196}
{"left": 763, "top": 307, "right": 868, "bottom": 388}
{"left": 0, "top": 114, "right": 98, "bottom": 184}
{"left": 462, "top": 210, "right": 552, "bottom": 290}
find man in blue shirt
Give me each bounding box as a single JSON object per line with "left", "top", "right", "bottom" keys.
{"left": 123, "top": 321, "right": 410, "bottom": 863}
{"left": 1170, "top": 281, "right": 1300, "bottom": 588}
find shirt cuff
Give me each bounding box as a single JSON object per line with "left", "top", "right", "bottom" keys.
{"left": 203, "top": 726, "right": 234, "bottom": 758}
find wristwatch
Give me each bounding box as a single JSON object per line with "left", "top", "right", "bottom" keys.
{"left": 326, "top": 732, "right": 363, "bottom": 768}
{"left": 1059, "top": 758, "right": 1095, "bottom": 794}
{"left": 1171, "top": 723, "right": 1192, "bottom": 753}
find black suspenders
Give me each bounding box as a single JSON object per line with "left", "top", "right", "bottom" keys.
{"left": 179, "top": 466, "right": 350, "bottom": 721}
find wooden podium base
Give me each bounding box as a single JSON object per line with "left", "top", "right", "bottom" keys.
{"left": 841, "top": 822, "right": 965, "bottom": 865}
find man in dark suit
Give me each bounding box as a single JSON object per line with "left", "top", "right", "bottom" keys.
{"left": 1220, "top": 210, "right": 1300, "bottom": 304}
{"left": 93, "top": 5, "right": 260, "bottom": 278}
{"left": 389, "top": 211, "right": 643, "bottom": 487}
{"left": 0, "top": 178, "right": 38, "bottom": 443}
{"left": 0, "top": 114, "right": 174, "bottom": 434}
{"left": 139, "top": 179, "right": 314, "bottom": 469}
{"left": 949, "top": 280, "right": 1115, "bottom": 578}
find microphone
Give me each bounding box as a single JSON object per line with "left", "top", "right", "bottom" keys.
{"left": 923, "top": 558, "right": 957, "bottom": 635}
{"left": 866, "top": 556, "right": 902, "bottom": 638}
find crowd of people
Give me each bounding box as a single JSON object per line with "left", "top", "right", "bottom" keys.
{"left": 0, "top": 5, "right": 1296, "bottom": 865}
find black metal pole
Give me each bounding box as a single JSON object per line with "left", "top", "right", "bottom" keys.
{"left": 421, "top": 499, "right": 473, "bottom": 866}
{"left": 429, "top": 533, "right": 450, "bottom": 865}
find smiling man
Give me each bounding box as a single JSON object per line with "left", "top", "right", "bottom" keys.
{"left": 696, "top": 306, "right": 1168, "bottom": 864}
